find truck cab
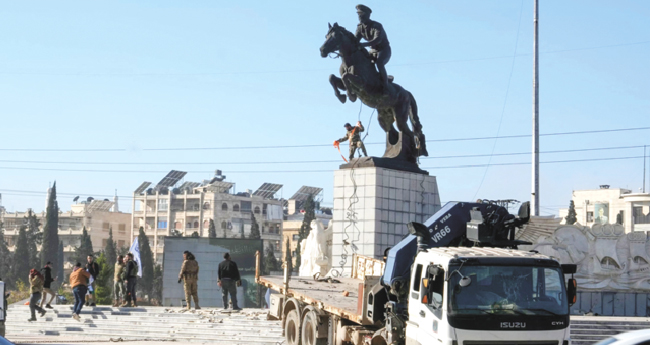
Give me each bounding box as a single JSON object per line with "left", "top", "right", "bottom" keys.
{"left": 407, "top": 247, "right": 571, "bottom": 345}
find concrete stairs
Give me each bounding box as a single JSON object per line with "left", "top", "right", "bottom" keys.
{"left": 5, "top": 305, "right": 650, "bottom": 345}
{"left": 571, "top": 316, "right": 650, "bottom": 345}
{"left": 3, "top": 304, "right": 284, "bottom": 344}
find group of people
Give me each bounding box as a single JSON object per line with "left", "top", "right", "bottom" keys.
{"left": 178, "top": 251, "right": 242, "bottom": 311}
{"left": 26, "top": 253, "right": 139, "bottom": 322}
{"left": 112, "top": 253, "right": 139, "bottom": 307}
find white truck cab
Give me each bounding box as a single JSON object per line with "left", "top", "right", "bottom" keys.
{"left": 406, "top": 247, "right": 571, "bottom": 345}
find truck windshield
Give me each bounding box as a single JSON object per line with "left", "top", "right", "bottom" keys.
{"left": 448, "top": 265, "right": 568, "bottom": 316}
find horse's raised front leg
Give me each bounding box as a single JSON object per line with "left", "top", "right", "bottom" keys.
{"left": 329, "top": 74, "right": 347, "bottom": 104}
{"left": 340, "top": 73, "right": 358, "bottom": 103}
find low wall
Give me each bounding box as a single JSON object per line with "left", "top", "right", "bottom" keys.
{"left": 572, "top": 291, "right": 650, "bottom": 317}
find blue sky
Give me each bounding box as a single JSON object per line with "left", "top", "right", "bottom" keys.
{"left": 1, "top": 0, "right": 648, "bottom": 215}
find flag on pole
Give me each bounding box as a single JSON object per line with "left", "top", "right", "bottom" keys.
{"left": 130, "top": 237, "right": 143, "bottom": 278}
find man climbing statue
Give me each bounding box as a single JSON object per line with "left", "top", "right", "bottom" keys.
{"left": 355, "top": 4, "right": 391, "bottom": 89}
{"left": 335, "top": 121, "right": 368, "bottom": 161}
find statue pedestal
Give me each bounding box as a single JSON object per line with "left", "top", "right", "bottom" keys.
{"left": 330, "top": 166, "right": 441, "bottom": 276}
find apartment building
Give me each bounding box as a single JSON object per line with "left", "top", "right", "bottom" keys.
{"left": 1, "top": 196, "right": 131, "bottom": 268}
{"left": 131, "top": 171, "right": 284, "bottom": 264}
{"left": 558, "top": 185, "right": 650, "bottom": 233}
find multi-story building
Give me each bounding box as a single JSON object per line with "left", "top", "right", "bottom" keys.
{"left": 1, "top": 195, "right": 132, "bottom": 269}
{"left": 558, "top": 185, "right": 650, "bottom": 233}
{"left": 131, "top": 170, "right": 284, "bottom": 264}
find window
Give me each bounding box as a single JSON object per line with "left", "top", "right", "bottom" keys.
{"left": 292, "top": 234, "right": 300, "bottom": 241}
{"left": 254, "top": 206, "right": 261, "bottom": 214}
{"left": 187, "top": 222, "right": 192, "bottom": 229}
{"left": 634, "top": 206, "right": 650, "bottom": 224}
{"left": 203, "top": 202, "right": 211, "bottom": 210}
{"left": 193, "top": 221, "right": 199, "bottom": 228}
{"left": 233, "top": 204, "right": 240, "bottom": 212}
{"left": 204, "top": 220, "right": 210, "bottom": 228}
{"left": 587, "top": 211, "right": 594, "bottom": 223}
{"left": 102, "top": 222, "right": 110, "bottom": 230}
{"left": 617, "top": 210, "right": 624, "bottom": 225}
{"left": 275, "top": 241, "right": 280, "bottom": 251}
{"left": 241, "top": 201, "right": 252, "bottom": 213}
{"left": 426, "top": 266, "right": 445, "bottom": 307}
{"left": 222, "top": 203, "right": 228, "bottom": 211}
{"left": 158, "top": 217, "right": 168, "bottom": 229}
{"left": 412, "top": 264, "right": 423, "bottom": 293}
{"left": 175, "top": 222, "right": 183, "bottom": 230}
{"left": 118, "top": 224, "right": 126, "bottom": 231}
{"left": 221, "top": 221, "right": 227, "bottom": 230}
{"left": 118, "top": 240, "right": 125, "bottom": 247}
{"left": 158, "top": 199, "right": 168, "bottom": 211}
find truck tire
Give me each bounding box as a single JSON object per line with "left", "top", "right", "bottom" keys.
{"left": 284, "top": 309, "right": 301, "bottom": 345}
{"left": 301, "top": 311, "right": 326, "bottom": 345}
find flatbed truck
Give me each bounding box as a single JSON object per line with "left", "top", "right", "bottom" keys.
{"left": 256, "top": 201, "right": 577, "bottom": 345}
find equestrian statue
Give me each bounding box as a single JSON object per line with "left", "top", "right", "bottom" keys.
{"left": 320, "top": 5, "right": 428, "bottom": 171}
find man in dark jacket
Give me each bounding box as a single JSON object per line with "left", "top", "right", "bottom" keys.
{"left": 122, "top": 253, "right": 138, "bottom": 307}
{"left": 40, "top": 262, "right": 56, "bottom": 309}
{"left": 85, "top": 255, "right": 99, "bottom": 307}
{"left": 218, "top": 253, "right": 241, "bottom": 310}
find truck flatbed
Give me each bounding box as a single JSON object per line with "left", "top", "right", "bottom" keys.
{"left": 259, "top": 275, "right": 364, "bottom": 322}
{"left": 256, "top": 254, "right": 385, "bottom": 325}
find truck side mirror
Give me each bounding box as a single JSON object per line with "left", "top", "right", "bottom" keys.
{"left": 567, "top": 278, "right": 577, "bottom": 306}
{"left": 561, "top": 264, "right": 577, "bottom": 274}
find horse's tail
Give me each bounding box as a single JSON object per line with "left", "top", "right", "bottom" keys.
{"left": 407, "top": 91, "right": 428, "bottom": 157}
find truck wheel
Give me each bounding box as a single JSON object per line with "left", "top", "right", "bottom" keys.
{"left": 301, "top": 311, "right": 326, "bottom": 345}
{"left": 285, "top": 309, "right": 301, "bottom": 345}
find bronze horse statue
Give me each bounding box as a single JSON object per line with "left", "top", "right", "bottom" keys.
{"left": 320, "top": 22, "right": 428, "bottom": 164}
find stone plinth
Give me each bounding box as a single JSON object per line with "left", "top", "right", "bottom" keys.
{"left": 330, "top": 167, "right": 441, "bottom": 276}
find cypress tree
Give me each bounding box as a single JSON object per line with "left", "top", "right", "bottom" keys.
{"left": 73, "top": 227, "right": 94, "bottom": 264}
{"left": 25, "top": 210, "right": 42, "bottom": 270}
{"left": 12, "top": 225, "right": 30, "bottom": 285}
{"left": 298, "top": 195, "right": 316, "bottom": 240}
{"left": 566, "top": 200, "right": 577, "bottom": 225}
{"left": 249, "top": 213, "right": 261, "bottom": 239}
{"left": 284, "top": 237, "right": 293, "bottom": 273}
{"left": 104, "top": 228, "right": 117, "bottom": 270}
{"left": 138, "top": 227, "right": 154, "bottom": 301}
{"left": 263, "top": 246, "right": 280, "bottom": 274}
{"left": 41, "top": 182, "right": 60, "bottom": 269}
{"left": 0, "top": 223, "right": 13, "bottom": 287}
{"left": 208, "top": 219, "right": 217, "bottom": 238}
{"left": 295, "top": 241, "right": 301, "bottom": 273}
{"left": 57, "top": 241, "right": 65, "bottom": 284}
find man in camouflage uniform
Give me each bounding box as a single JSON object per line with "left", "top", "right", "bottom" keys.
{"left": 178, "top": 251, "right": 200, "bottom": 310}
{"left": 112, "top": 255, "right": 125, "bottom": 307}
{"left": 335, "top": 121, "right": 367, "bottom": 161}
{"left": 355, "top": 4, "right": 391, "bottom": 89}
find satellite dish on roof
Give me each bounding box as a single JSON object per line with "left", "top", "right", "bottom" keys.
{"left": 87, "top": 197, "right": 94, "bottom": 202}
{"left": 73, "top": 196, "right": 80, "bottom": 203}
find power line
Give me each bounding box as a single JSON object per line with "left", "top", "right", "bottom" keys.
{"left": 1, "top": 40, "right": 647, "bottom": 77}
{"left": 0, "top": 155, "right": 646, "bottom": 174}
{"left": 2, "top": 126, "right": 644, "bottom": 153}
{"left": 0, "top": 144, "right": 644, "bottom": 166}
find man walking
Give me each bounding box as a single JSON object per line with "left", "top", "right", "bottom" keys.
{"left": 85, "top": 255, "right": 99, "bottom": 307}
{"left": 335, "top": 121, "right": 367, "bottom": 161}
{"left": 218, "top": 253, "right": 241, "bottom": 310}
{"left": 40, "top": 262, "right": 56, "bottom": 309}
{"left": 178, "top": 251, "right": 200, "bottom": 310}
{"left": 122, "top": 253, "right": 138, "bottom": 307}
{"left": 70, "top": 263, "right": 90, "bottom": 321}
{"left": 28, "top": 269, "right": 47, "bottom": 322}
{"left": 113, "top": 255, "right": 125, "bottom": 307}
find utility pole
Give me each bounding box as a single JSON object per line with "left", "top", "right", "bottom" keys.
{"left": 644, "top": 145, "right": 646, "bottom": 193}
{"left": 531, "top": 0, "right": 540, "bottom": 216}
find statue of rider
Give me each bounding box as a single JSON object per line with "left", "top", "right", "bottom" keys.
{"left": 355, "top": 4, "right": 391, "bottom": 89}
